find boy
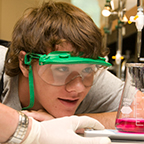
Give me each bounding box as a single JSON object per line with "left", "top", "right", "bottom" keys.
{"left": 1, "top": 1, "right": 123, "bottom": 130}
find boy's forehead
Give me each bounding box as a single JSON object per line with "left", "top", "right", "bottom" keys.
{"left": 55, "top": 43, "right": 74, "bottom": 52}
{"left": 46, "top": 42, "right": 75, "bottom": 55}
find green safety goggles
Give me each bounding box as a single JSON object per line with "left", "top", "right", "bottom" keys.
{"left": 23, "top": 51, "right": 111, "bottom": 110}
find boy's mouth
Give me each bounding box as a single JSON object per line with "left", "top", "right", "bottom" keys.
{"left": 58, "top": 98, "right": 79, "bottom": 106}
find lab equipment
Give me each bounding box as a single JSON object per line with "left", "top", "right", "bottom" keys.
{"left": 115, "top": 63, "right": 144, "bottom": 133}
{"left": 128, "top": 0, "right": 144, "bottom": 58}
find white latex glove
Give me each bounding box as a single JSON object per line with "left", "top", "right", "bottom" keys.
{"left": 22, "top": 116, "right": 111, "bottom": 144}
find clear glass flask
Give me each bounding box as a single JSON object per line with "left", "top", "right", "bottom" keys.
{"left": 115, "top": 63, "right": 144, "bottom": 133}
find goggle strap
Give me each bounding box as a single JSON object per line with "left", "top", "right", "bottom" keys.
{"left": 22, "top": 65, "right": 35, "bottom": 110}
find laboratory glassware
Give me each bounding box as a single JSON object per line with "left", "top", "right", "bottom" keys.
{"left": 115, "top": 63, "right": 144, "bottom": 133}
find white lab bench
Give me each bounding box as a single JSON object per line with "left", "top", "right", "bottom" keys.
{"left": 84, "top": 129, "right": 144, "bottom": 144}
{"left": 111, "top": 140, "right": 144, "bottom": 144}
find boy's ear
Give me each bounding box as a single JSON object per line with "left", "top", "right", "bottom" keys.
{"left": 19, "top": 51, "right": 29, "bottom": 77}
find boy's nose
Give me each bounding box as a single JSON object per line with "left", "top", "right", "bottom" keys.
{"left": 65, "top": 76, "right": 85, "bottom": 93}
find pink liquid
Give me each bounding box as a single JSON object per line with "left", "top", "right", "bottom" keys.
{"left": 115, "top": 118, "right": 144, "bottom": 133}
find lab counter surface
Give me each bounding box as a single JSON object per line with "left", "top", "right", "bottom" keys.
{"left": 84, "top": 129, "right": 144, "bottom": 144}
{"left": 111, "top": 140, "right": 144, "bottom": 144}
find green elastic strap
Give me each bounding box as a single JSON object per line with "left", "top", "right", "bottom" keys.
{"left": 22, "top": 53, "right": 41, "bottom": 110}
{"left": 22, "top": 65, "right": 35, "bottom": 110}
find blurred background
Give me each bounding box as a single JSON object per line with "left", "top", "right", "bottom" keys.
{"left": 0, "top": 0, "right": 143, "bottom": 80}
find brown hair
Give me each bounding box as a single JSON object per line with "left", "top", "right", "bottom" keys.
{"left": 5, "top": 1, "right": 109, "bottom": 77}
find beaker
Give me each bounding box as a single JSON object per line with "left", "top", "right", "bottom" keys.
{"left": 115, "top": 63, "right": 144, "bottom": 133}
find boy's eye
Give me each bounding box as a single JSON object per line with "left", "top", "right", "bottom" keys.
{"left": 82, "top": 67, "right": 93, "bottom": 73}
{"left": 55, "top": 67, "right": 69, "bottom": 72}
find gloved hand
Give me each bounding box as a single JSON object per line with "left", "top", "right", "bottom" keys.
{"left": 22, "top": 116, "right": 111, "bottom": 144}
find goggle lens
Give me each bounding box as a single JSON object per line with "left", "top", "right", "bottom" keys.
{"left": 37, "top": 64, "right": 100, "bottom": 86}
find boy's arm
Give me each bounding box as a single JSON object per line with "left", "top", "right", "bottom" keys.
{"left": 0, "top": 103, "right": 111, "bottom": 144}
{"left": 0, "top": 103, "right": 31, "bottom": 143}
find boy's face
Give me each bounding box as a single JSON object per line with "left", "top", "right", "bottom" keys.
{"left": 31, "top": 43, "right": 91, "bottom": 118}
